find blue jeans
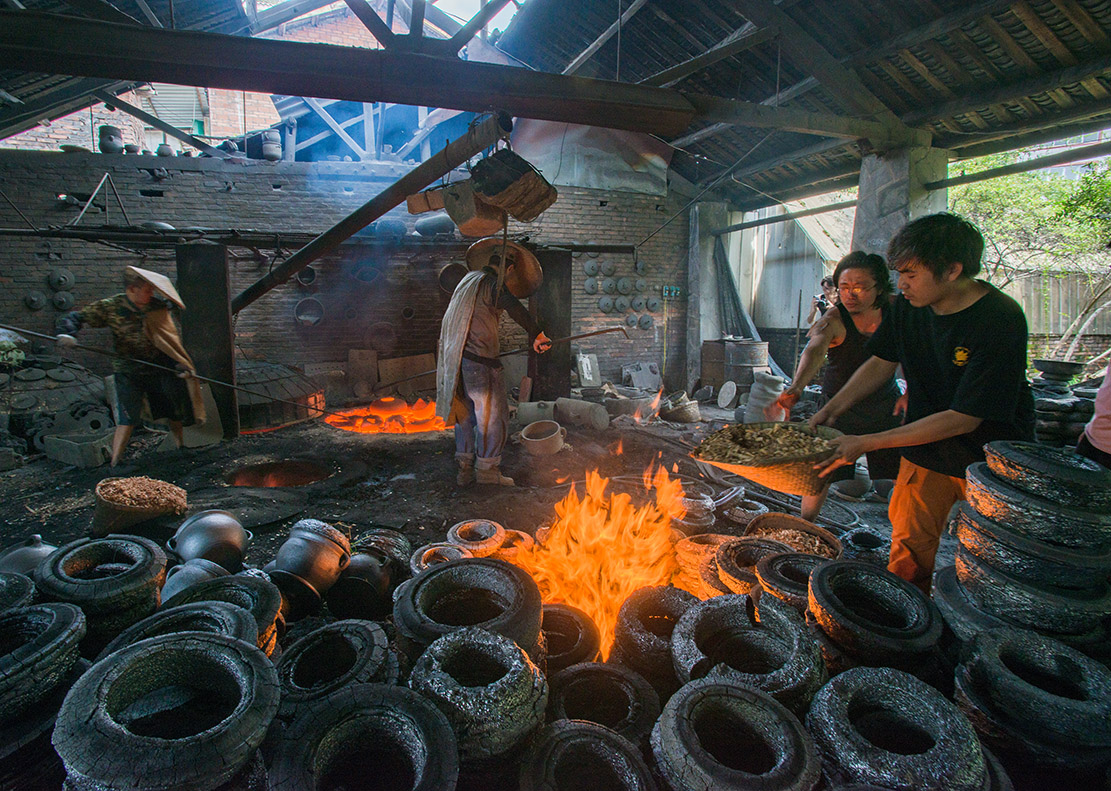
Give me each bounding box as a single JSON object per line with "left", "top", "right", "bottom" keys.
{"left": 454, "top": 358, "right": 507, "bottom": 469}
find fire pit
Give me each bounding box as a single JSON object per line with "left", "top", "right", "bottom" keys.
{"left": 325, "top": 398, "right": 446, "bottom": 434}
{"left": 225, "top": 460, "right": 331, "bottom": 488}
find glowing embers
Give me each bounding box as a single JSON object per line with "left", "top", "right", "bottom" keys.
{"left": 517, "top": 467, "right": 685, "bottom": 659}
{"left": 325, "top": 398, "right": 447, "bottom": 435}
{"left": 226, "top": 460, "right": 331, "bottom": 487}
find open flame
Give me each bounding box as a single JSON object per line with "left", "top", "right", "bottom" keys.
{"left": 325, "top": 397, "right": 447, "bottom": 434}
{"left": 517, "top": 466, "right": 685, "bottom": 659}
{"left": 633, "top": 389, "right": 663, "bottom": 424}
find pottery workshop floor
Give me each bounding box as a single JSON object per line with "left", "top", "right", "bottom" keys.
{"left": 0, "top": 410, "right": 917, "bottom": 570}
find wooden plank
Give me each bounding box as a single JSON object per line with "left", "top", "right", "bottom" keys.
{"left": 347, "top": 349, "right": 378, "bottom": 398}
{"left": 378, "top": 353, "right": 435, "bottom": 395}
{"left": 177, "top": 243, "right": 239, "bottom": 438}
{"left": 640, "top": 25, "right": 776, "bottom": 88}
{"left": 977, "top": 14, "right": 1041, "bottom": 73}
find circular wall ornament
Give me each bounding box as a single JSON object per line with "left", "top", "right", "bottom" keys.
{"left": 598, "top": 296, "right": 615, "bottom": 313}
{"left": 583, "top": 260, "right": 600, "bottom": 276}
{"left": 584, "top": 277, "right": 598, "bottom": 295}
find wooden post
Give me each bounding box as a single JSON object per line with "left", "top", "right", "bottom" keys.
{"left": 530, "top": 249, "right": 572, "bottom": 400}
{"left": 177, "top": 242, "right": 239, "bottom": 438}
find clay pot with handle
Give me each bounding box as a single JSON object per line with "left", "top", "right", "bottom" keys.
{"left": 271, "top": 519, "right": 351, "bottom": 598}
{"left": 160, "top": 557, "right": 229, "bottom": 602}
{"left": 168, "top": 510, "right": 252, "bottom": 572}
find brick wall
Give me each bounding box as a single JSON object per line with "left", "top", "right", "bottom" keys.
{"left": 208, "top": 7, "right": 397, "bottom": 139}
{"left": 0, "top": 149, "right": 690, "bottom": 389}
{"left": 1, "top": 97, "right": 148, "bottom": 153}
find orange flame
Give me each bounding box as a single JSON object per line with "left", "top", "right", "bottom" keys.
{"left": 633, "top": 389, "right": 663, "bottom": 424}
{"left": 517, "top": 466, "right": 684, "bottom": 659}
{"left": 325, "top": 398, "right": 447, "bottom": 434}
{"left": 614, "top": 439, "right": 624, "bottom": 455}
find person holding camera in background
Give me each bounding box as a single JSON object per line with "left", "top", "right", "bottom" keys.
{"left": 807, "top": 276, "right": 838, "bottom": 324}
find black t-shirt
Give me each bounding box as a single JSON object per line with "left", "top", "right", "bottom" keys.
{"left": 867, "top": 282, "right": 1035, "bottom": 478}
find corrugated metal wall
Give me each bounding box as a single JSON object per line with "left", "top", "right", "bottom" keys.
{"left": 1002, "top": 272, "right": 1111, "bottom": 335}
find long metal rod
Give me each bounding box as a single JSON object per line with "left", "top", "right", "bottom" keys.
{"left": 924, "top": 138, "right": 1111, "bottom": 190}
{"left": 0, "top": 187, "right": 37, "bottom": 231}
{"left": 70, "top": 173, "right": 110, "bottom": 227}
{"left": 0, "top": 322, "right": 359, "bottom": 420}
{"left": 373, "top": 327, "right": 631, "bottom": 393}
{"left": 231, "top": 111, "right": 512, "bottom": 313}
{"left": 710, "top": 199, "right": 858, "bottom": 236}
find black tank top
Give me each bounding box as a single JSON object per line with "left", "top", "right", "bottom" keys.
{"left": 822, "top": 302, "right": 901, "bottom": 434}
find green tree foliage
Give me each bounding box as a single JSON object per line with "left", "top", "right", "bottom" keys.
{"left": 1056, "top": 161, "right": 1111, "bottom": 247}
{"left": 947, "top": 152, "right": 1102, "bottom": 286}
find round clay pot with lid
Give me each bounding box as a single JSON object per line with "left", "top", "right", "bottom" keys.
{"left": 0, "top": 534, "right": 58, "bottom": 576}
{"left": 98, "top": 125, "right": 124, "bottom": 154}
{"left": 271, "top": 519, "right": 351, "bottom": 598}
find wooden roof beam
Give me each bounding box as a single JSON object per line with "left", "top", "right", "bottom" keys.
{"left": 686, "top": 94, "right": 930, "bottom": 147}
{"left": 640, "top": 24, "right": 777, "bottom": 88}
{"left": 246, "top": 0, "right": 338, "bottom": 34}
{"left": 342, "top": 0, "right": 397, "bottom": 47}
{"left": 0, "top": 10, "right": 697, "bottom": 137}
{"left": 731, "top": 0, "right": 901, "bottom": 123}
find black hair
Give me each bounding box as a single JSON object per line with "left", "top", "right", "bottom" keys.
{"left": 833, "top": 251, "right": 892, "bottom": 307}
{"left": 886, "top": 212, "right": 984, "bottom": 279}
{"left": 820, "top": 276, "right": 835, "bottom": 289}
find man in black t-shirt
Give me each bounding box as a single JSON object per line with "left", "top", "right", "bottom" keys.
{"left": 810, "top": 213, "right": 1034, "bottom": 593}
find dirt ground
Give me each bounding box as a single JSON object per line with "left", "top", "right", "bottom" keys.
{"left": 0, "top": 406, "right": 917, "bottom": 570}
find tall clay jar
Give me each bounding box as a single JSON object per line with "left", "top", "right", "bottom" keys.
{"left": 272, "top": 519, "right": 351, "bottom": 596}
{"left": 261, "top": 129, "right": 282, "bottom": 162}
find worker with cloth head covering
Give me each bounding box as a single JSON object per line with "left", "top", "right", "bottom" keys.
{"left": 56, "top": 265, "right": 204, "bottom": 466}
{"left": 437, "top": 238, "right": 551, "bottom": 486}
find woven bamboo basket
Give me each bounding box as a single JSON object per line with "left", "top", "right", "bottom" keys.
{"left": 743, "top": 512, "right": 843, "bottom": 559}
{"left": 693, "top": 422, "right": 842, "bottom": 496}
{"left": 92, "top": 477, "right": 187, "bottom": 537}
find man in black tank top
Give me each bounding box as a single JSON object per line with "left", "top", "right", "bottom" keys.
{"left": 772, "top": 252, "right": 903, "bottom": 520}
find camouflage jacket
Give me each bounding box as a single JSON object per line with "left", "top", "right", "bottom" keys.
{"left": 57, "top": 294, "right": 174, "bottom": 373}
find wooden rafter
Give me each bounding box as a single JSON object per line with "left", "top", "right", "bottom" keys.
{"left": 342, "top": 0, "right": 396, "bottom": 47}
{"left": 304, "top": 97, "right": 367, "bottom": 159}
{"left": 562, "top": 0, "right": 649, "bottom": 75}
{"left": 731, "top": 0, "right": 901, "bottom": 122}
{"left": 1049, "top": 0, "right": 1108, "bottom": 46}
{"left": 640, "top": 24, "right": 775, "bottom": 87}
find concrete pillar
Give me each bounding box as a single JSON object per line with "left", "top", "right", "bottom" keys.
{"left": 687, "top": 201, "right": 730, "bottom": 393}
{"left": 851, "top": 146, "right": 948, "bottom": 255}
{"left": 176, "top": 242, "right": 239, "bottom": 438}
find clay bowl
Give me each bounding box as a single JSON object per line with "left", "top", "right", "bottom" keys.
{"left": 1033, "top": 358, "right": 1085, "bottom": 380}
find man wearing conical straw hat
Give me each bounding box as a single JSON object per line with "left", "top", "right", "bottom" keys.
{"left": 437, "top": 237, "right": 551, "bottom": 486}
{"left": 56, "top": 265, "right": 204, "bottom": 466}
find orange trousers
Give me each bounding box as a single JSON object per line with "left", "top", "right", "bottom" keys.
{"left": 887, "top": 457, "right": 966, "bottom": 594}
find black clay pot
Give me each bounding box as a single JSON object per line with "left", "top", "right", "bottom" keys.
{"left": 326, "top": 553, "right": 392, "bottom": 620}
